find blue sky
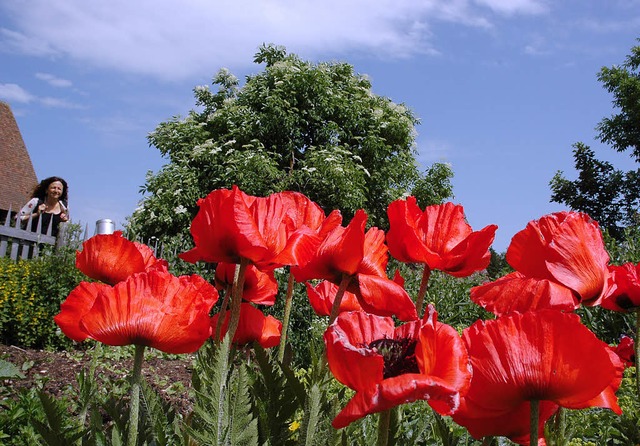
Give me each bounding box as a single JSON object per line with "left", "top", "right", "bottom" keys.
{"left": 0, "top": 0, "right": 638, "bottom": 252}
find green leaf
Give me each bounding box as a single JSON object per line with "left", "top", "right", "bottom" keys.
{"left": 0, "top": 358, "right": 25, "bottom": 379}
{"left": 187, "top": 336, "right": 234, "bottom": 445}
{"left": 228, "top": 362, "right": 259, "bottom": 446}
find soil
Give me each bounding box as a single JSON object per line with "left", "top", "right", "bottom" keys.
{"left": 0, "top": 343, "right": 195, "bottom": 416}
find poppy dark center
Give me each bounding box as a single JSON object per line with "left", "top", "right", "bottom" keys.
{"left": 369, "top": 337, "right": 419, "bottom": 379}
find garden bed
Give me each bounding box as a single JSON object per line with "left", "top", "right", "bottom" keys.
{"left": 0, "top": 343, "right": 195, "bottom": 416}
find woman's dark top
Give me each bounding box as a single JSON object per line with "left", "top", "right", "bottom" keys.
{"left": 29, "top": 212, "right": 63, "bottom": 237}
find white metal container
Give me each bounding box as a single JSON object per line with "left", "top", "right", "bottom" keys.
{"left": 95, "top": 219, "right": 115, "bottom": 235}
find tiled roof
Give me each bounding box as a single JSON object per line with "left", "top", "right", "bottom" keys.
{"left": 0, "top": 101, "right": 38, "bottom": 213}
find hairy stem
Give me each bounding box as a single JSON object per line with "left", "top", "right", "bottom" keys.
{"left": 226, "top": 259, "right": 249, "bottom": 344}
{"left": 329, "top": 275, "right": 352, "bottom": 324}
{"left": 126, "top": 344, "right": 145, "bottom": 446}
{"left": 278, "top": 271, "right": 296, "bottom": 362}
{"left": 416, "top": 265, "right": 432, "bottom": 317}
{"left": 214, "top": 284, "right": 232, "bottom": 344}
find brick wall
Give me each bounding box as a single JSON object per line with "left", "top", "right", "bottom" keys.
{"left": 0, "top": 101, "right": 38, "bottom": 214}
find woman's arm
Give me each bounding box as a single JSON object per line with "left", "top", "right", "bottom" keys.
{"left": 16, "top": 198, "right": 40, "bottom": 222}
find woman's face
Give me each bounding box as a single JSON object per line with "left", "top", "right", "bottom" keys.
{"left": 47, "top": 181, "right": 64, "bottom": 200}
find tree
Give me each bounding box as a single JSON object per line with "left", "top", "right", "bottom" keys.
{"left": 127, "top": 44, "right": 452, "bottom": 249}
{"left": 550, "top": 143, "right": 640, "bottom": 239}
{"left": 596, "top": 41, "right": 640, "bottom": 161}
{"left": 550, "top": 40, "right": 640, "bottom": 238}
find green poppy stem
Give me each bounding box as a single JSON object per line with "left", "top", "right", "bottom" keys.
{"left": 376, "top": 409, "right": 391, "bottom": 446}
{"left": 226, "top": 259, "right": 249, "bottom": 344}
{"left": 214, "top": 284, "right": 232, "bottom": 344}
{"left": 126, "top": 344, "right": 146, "bottom": 446}
{"left": 635, "top": 309, "right": 640, "bottom": 399}
{"left": 278, "top": 271, "right": 296, "bottom": 362}
{"left": 328, "top": 275, "right": 352, "bottom": 324}
{"left": 530, "top": 399, "right": 539, "bottom": 446}
{"left": 415, "top": 264, "right": 432, "bottom": 317}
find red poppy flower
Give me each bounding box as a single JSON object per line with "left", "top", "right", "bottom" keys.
{"left": 293, "top": 210, "right": 417, "bottom": 321}
{"left": 452, "top": 310, "right": 622, "bottom": 444}
{"left": 601, "top": 262, "right": 640, "bottom": 312}
{"left": 180, "top": 186, "right": 298, "bottom": 268}
{"left": 180, "top": 187, "right": 341, "bottom": 270}
{"left": 211, "top": 303, "right": 282, "bottom": 348}
{"left": 470, "top": 272, "right": 579, "bottom": 316}
{"left": 214, "top": 262, "right": 278, "bottom": 306}
{"left": 506, "top": 211, "right": 610, "bottom": 306}
{"left": 306, "top": 280, "right": 363, "bottom": 316}
{"left": 54, "top": 270, "right": 219, "bottom": 354}
{"left": 324, "top": 306, "right": 471, "bottom": 429}
{"left": 612, "top": 335, "right": 635, "bottom": 368}
{"left": 386, "top": 198, "right": 497, "bottom": 277}
{"left": 76, "top": 231, "right": 168, "bottom": 285}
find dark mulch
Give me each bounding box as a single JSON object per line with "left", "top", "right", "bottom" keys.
{"left": 0, "top": 344, "right": 195, "bottom": 416}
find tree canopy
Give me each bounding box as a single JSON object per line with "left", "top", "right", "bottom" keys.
{"left": 596, "top": 42, "right": 640, "bottom": 160}
{"left": 128, "top": 44, "right": 452, "bottom": 248}
{"left": 550, "top": 39, "right": 640, "bottom": 238}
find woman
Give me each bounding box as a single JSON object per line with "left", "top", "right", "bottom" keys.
{"left": 17, "top": 176, "right": 69, "bottom": 237}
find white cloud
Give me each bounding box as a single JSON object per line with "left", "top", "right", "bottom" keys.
{"left": 474, "top": 0, "right": 547, "bottom": 15}
{"left": 0, "top": 0, "right": 549, "bottom": 82}
{"left": 35, "top": 72, "right": 73, "bottom": 88}
{"left": 0, "top": 83, "right": 82, "bottom": 108}
{"left": 0, "top": 83, "right": 34, "bottom": 103}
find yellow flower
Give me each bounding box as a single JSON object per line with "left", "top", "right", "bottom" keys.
{"left": 288, "top": 421, "right": 301, "bottom": 432}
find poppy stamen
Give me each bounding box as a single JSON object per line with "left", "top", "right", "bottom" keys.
{"left": 369, "top": 337, "right": 419, "bottom": 378}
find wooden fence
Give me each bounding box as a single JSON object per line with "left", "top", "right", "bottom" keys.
{"left": 0, "top": 206, "right": 76, "bottom": 260}
{"left": 1, "top": 208, "right": 178, "bottom": 262}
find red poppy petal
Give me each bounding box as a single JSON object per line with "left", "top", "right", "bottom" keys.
{"left": 506, "top": 212, "right": 566, "bottom": 280}
{"left": 452, "top": 399, "right": 558, "bottom": 445}
{"left": 332, "top": 373, "right": 464, "bottom": 429}
{"left": 292, "top": 210, "right": 367, "bottom": 282}
{"left": 54, "top": 281, "right": 111, "bottom": 342}
{"left": 76, "top": 232, "right": 153, "bottom": 285}
{"left": 462, "top": 311, "right": 619, "bottom": 411}
{"left": 386, "top": 196, "right": 428, "bottom": 263}
{"left": 215, "top": 262, "right": 278, "bottom": 305}
{"left": 180, "top": 188, "right": 243, "bottom": 264}
{"left": 545, "top": 213, "right": 609, "bottom": 304}
{"left": 356, "top": 274, "right": 418, "bottom": 321}
{"left": 323, "top": 311, "right": 390, "bottom": 391}
{"left": 417, "top": 202, "right": 473, "bottom": 265}
{"left": 212, "top": 303, "right": 282, "bottom": 348}
{"left": 470, "top": 272, "right": 579, "bottom": 316}
{"left": 306, "top": 281, "right": 362, "bottom": 317}
{"left": 81, "top": 271, "right": 217, "bottom": 353}
{"left": 358, "top": 227, "right": 389, "bottom": 277}
{"left": 416, "top": 306, "right": 471, "bottom": 412}
{"left": 441, "top": 224, "right": 497, "bottom": 277}
{"left": 562, "top": 347, "right": 623, "bottom": 415}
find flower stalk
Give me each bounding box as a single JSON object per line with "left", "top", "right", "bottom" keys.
{"left": 416, "top": 265, "right": 432, "bottom": 317}
{"left": 530, "top": 399, "right": 539, "bottom": 446}
{"left": 329, "top": 275, "right": 352, "bottom": 324}
{"left": 226, "top": 259, "right": 249, "bottom": 344}
{"left": 278, "top": 272, "right": 296, "bottom": 362}
{"left": 376, "top": 409, "right": 392, "bottom": 446}
{"left": 126, "top": 344, "right": 146, "bottom": 446}
{"left": 214, "top": 284, "right": 232, "bottom": 344}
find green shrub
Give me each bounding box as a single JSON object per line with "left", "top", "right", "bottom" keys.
{"left": 0, "top": 245, "right": 85, "bottom": 350}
